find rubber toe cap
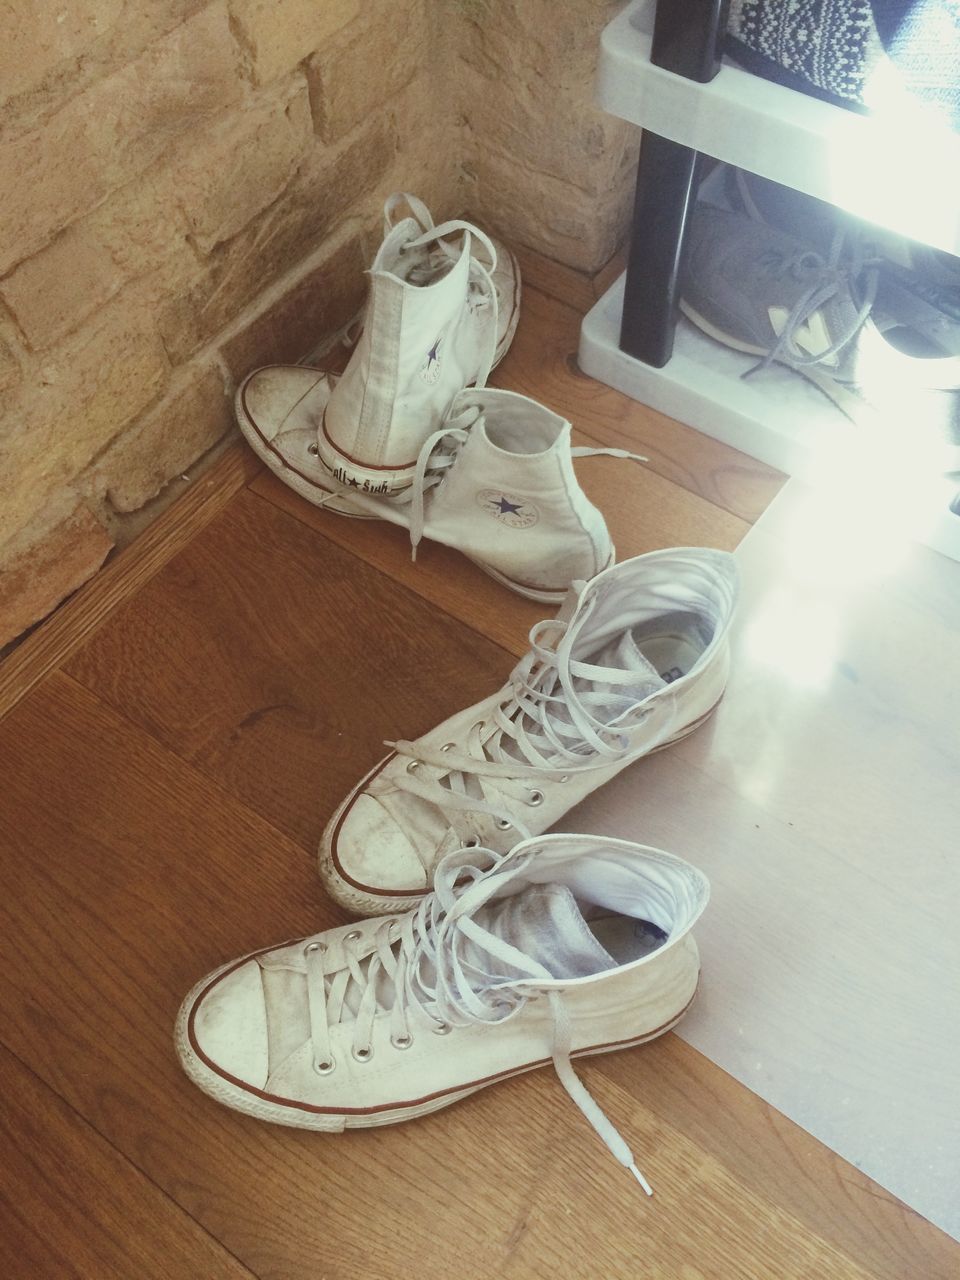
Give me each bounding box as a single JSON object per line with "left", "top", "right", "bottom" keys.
{"left": 190, "top": 960, "right": 270, "bottom": 1089}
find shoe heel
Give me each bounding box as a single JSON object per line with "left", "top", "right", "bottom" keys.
{"left": 316, "top": 421, "right": 416, "bottom": 497}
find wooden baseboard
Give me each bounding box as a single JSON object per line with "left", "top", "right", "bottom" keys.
{"left": 0, "top": 447, "right": 259, "bottom": 722}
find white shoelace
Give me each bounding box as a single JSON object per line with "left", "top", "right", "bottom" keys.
{"left": 310, "top": 397, "right": 645, "bottom": 561}
{"left": 303, "top": 846, "right": 654, "bottom": 1194}
{"left": 388, "top": 596, "right": 654, "bottom": 830}
{"left": 403, "top": 409, "right": 645, "bottom": 560}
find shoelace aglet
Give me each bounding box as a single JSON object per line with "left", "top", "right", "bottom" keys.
{"left": 628, "top": 1163, "right": 654, "bottom": 1197}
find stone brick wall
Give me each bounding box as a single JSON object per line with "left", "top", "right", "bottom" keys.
{"left": 0, "top": 0, "right": 637, "bottom": 647}
{"left": 459, "top": 0, "right": 639, "bottom": 272}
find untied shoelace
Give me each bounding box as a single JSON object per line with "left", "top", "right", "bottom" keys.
{"left": 303, "top": 846, "right": 655, "bottom": 1195}
{"left": 745, "top": 227, "right": 881, "bottom": 379}
{"left": 312, "top": 402, "right": 645, "bottom": 561}
{"left": 404, "top": 407, "right": 646, "bottom": 561}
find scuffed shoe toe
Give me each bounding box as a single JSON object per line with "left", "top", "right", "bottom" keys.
{"left": 188, "top": 959, "right": 270, "bottom": 1090}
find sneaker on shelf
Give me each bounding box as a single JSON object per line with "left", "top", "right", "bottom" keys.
{"left": 680, "top": 202, "right": 960, "bottom": 465}
{"left": 236, "top": 382, "right": 642, "bottom": 603}
{"left": 727, "top": 165, "right": 960, "bottom": 388}
{"left": 176, "top": 834, "right": 710, "bottom": 1193}
{"left": 320, "top": 547, "right": 738, "bottom": 915}
{"left": 237, "top": 192, "right": 520, "bottom": 498}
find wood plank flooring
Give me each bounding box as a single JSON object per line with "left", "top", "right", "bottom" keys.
{"left": 2, "top": 267, "right": 956, "bottom": 1279}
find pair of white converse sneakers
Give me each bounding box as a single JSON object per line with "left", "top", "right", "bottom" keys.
{"left": 235, "top": 193, "right": 643, "bottom": 601}
{"left": 177, "top": 195, "right": 741, "bottom": 1194}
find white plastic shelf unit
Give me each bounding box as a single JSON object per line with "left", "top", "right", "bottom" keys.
{"left": 579, "top": 0, "right": 960, "bottom": 564}
{"left": 597, "top": 0, "right": 960, "bottom": 255}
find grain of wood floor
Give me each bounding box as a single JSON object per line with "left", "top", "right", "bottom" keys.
{"left": 2, "top": 260, "right": 956, "bottom": 1279}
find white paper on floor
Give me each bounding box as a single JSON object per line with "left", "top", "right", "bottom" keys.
{"left": 568, "top": 479, "right": 960, "bottom": 1240}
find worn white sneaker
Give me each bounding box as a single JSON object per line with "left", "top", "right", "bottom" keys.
{"left": 176, "top": 834, "right": 709, "bottom": 1193}
{"left": 320, "top": 548, "right": 739, "bottom": 915}
{"left": 235, "top": 381, "right": 641, "bottom": 602}
{"left": 263, "top": 192, "right": 518, "bottom": 496}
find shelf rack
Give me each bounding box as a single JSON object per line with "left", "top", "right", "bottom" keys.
{"left": 579, "top": 0, "right": 960, "bottom": 563}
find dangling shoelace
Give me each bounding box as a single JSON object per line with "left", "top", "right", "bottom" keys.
{"left": 745, "top": 227, "right": 880, "bottom": 379}
{"left": 387, "top": 596, "right": 657, "bottom": 831}
{"left": 309, "top": 400, "right": 646, "bottom": 562}
{"left": 402, "top": 407, "right": 646, "bottom": 561}
{"left": 303, "top": 846, "right": 654, "bottom": 1194}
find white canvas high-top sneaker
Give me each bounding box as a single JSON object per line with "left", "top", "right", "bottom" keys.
{"left": 320, "top": 548, "right": 739, "bottom": 915}
{"left": 234, "top": 382, "right": 641, "bottom": 602}
{"left": 237, "top": 194, "right": 519, "bottom": 497}
{"left": 176, "top": 834, "right": 710, "bottom": 1194}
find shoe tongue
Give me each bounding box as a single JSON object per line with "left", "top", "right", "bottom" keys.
{"left": 575, "top": 628, "right": 666, "bottom": 718}
{"left": 470, "top": 883, "right": 616, "bottom": 981}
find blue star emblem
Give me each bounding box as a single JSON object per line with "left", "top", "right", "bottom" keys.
{"left": 494, "top": 497, "right": 523, "bottom": 515}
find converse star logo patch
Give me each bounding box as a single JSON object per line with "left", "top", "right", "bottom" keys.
{"left": 419, "top": 335, "right": 443, "bottom": 384}
{"left": 476, "top": 490, "right": 540, "bottom": 529}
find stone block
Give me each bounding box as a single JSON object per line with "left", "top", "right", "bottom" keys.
{"left": 465, "top": 143, "right": 632, "bottom": 274}
{"left": 0, "top": 502, "right": 113, "bottom": 649}
{"left": 0, "top": 0, "right": 124, "bottom": 104}
{"left": 0, "top": 338, "right": 20, "bottom": 395}
{"left": 0, "top": 295, "right": 169, "bottom": 547}
{"left": 0, "top": 4, "right": 243, "bottom": 273}
{"left": 1, "top": 231, "right": 123, "bottom": 352}
{"left": 159, "top": 116, "right": 394, "bottom": 362}
{"left": 173, "top": 81, "right": 313, "bottom": 254}
{"left": 457, "top": 0, "right": 635, "bottom": 200}
{"left": 306, "top": 0, "right": 424, "bottom": 143}
{"left": 220, "top": 235, "right": 366, "bottom": 376}
{"left": 458, "top": 0, "right": 621, "bottom": 94}
{"left": 464, "top": 71, "right": 636, "bottom": 199}
{"left": 229, "top": 0, "right": 360, "bottom": 85}
{"left": 92, "top": 364, "right": 235, "bottom": 513}
{"left": 379, "top": 75, "right": 461, "bottom": 211}
{"left": 0, "top": 161, "right": 198, "bottom": 349}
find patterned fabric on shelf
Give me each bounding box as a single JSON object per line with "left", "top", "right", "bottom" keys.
{"left": 726, "top": 0, "right": 960, "bottom": 131}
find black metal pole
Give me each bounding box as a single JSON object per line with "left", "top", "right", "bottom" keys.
{"left": 618, "top": 134, "right": 704, "bottom": 368}
{"left": 651, "top": 0, "right": 731, "bottom": 82}
{"left": 617, "top": 0, "right": 729, "bottom": 365}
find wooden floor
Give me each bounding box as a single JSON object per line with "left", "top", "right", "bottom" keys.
{"left": 2, "top": 260, "right": 955, "bottom": 1279}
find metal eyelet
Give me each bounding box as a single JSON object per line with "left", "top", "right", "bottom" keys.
{"left": 526, "top": 789, "right": 544, "bottom": 806}
{"left": 344, "top": 929, "right": 361, "bottom": 942}
{"left": 495, "top": 817, "right": 512, "bottom": 831}
{"left": 313, "top": 1057, "right": 336, "bottom": 1075}
{"left": 558, "top": 774, "right": 570, "bottom": 784}
{"left": 462, "top": 836, "right": 481, "bottom": 848}
{"left": 304, "top": 941, "right": 326, "bottom": 956}
{"left": 307, "top": 442, "right": 319, "bottom": 456}
{"left": 391, "top": 1033, "right": 413, "bottom": 1050}
{"left": 432, "top": 1021, "right": 451, "bottom": 1035}
{"left": 406, "top": 760, "right": 420, "bottom": 774}
{"left": 352, "top": 1044, "right": 373, "bottom": 1063}
{"left": 441, "top": 742, "right": 455, "bottom": 752}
